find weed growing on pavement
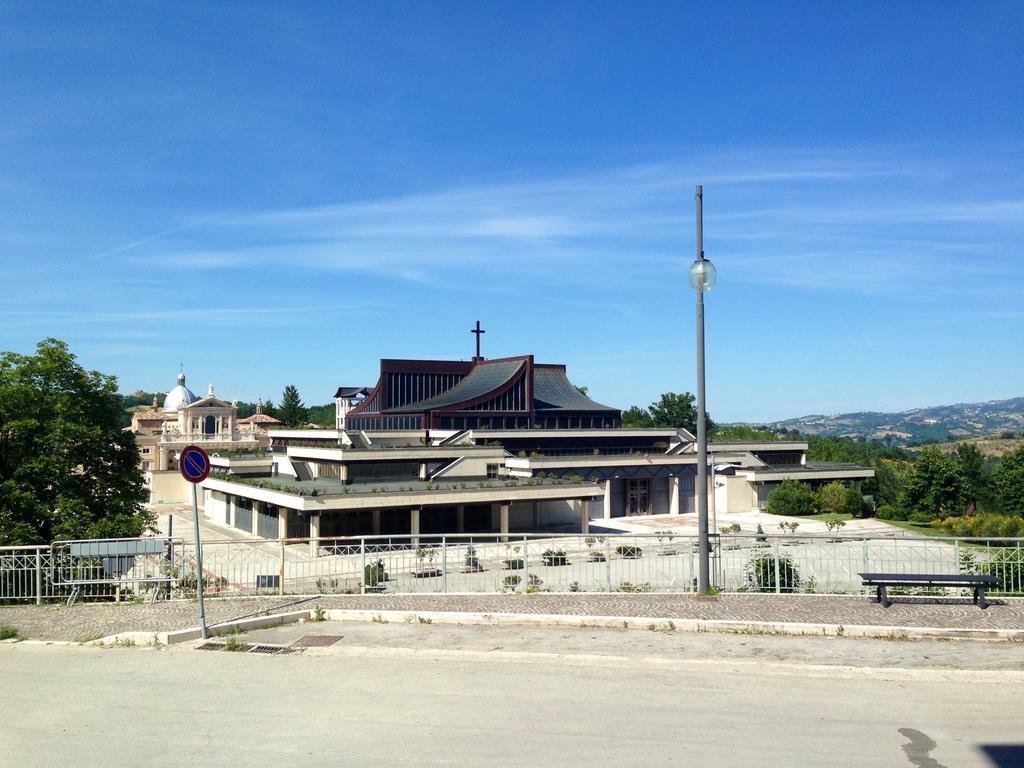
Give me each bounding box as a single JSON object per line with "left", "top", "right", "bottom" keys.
{"left": 222, "top": 634, "right": 246, "bottom": 652}
{"left": 312, "top": 605, "right": 327, "bottom": 622}
{"left": 74, "top": 632, "right": 103, "bottom": 644}
{"left": 113, "top": 636, "right": 135, "bottom": 648}
{"left": 417, "top": 616, "right": 432, "bottom": 624}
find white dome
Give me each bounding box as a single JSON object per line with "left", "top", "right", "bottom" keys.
{"left": 163, "top": 372, "right": 198, "bottom": 413}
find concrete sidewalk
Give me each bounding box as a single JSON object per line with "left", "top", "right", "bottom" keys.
{"left": 2, "top": 592, "right": 1023, "bottom": 642}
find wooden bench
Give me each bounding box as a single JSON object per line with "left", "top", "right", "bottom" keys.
{"left": 858, "top": 572, "right": 999, "bottom": 609}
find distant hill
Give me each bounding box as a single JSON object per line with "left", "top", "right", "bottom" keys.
{"left": 767, "top": 397, "right": 1024, "bottom": 446}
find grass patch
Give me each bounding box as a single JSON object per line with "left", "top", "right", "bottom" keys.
{"left": 879, "top": 520, "right": 950, "bottom": 538}
{"left": 0, "top": 625, "right": 22, "bottom": 641}
{"left": 803, "top": 512, "right": 855, "bottom": 522}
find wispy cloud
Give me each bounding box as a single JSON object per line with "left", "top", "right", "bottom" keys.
{"left": 92, "top": 146, "right": 1020, "bottom": 303}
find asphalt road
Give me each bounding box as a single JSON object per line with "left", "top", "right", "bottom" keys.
{"left": 2, "top": 631, "right": 1022, "bottom": 768}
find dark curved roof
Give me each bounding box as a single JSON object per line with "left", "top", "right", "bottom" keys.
{"left": 533, "top": 367, "right": 618, "bottom": 412}
{"left": 335, "top": 386, "right": 370, "bottom": 398}
{"left": 389, "top": 360, "right": 525, "bottom": 413}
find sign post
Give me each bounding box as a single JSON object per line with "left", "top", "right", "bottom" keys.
{"left": 179, "top": 445, "right": 211, "bottom": 639}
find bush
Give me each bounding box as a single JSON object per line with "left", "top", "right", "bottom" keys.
{"left": 876, "top": 504, "right": 905, "bottom": 521}
{"left": 464, "top": 545, "right": 480, "bottom": 570}
{"left": 844, "top": 486, "right": 868, "bottom": 517}
{"left": 502, "top": 558, "right": 525, "bottom": 570}
{"left": 765, "top": 479, "right": 815, "bottom": 516}
{"left": 0, "top": 625, "right": 21, "bottom": 641}
{"left": 541, "top": 549, "right": 569, "bottom": 566}
{"left": 502, "top": 575, "right": 521, "bottom": 589}
{"left": 615, "top": 545, "right": 642, "bottom": 559}
{"left": 617, "top": 582, "right": 653, "bottom": 593}
{"left": 814, "top": 481, "right": 847, "bottom": 517}
{"left": 587, "top": 551, "right": 607, "bottom": 562}
{"left": 363, "top": 560, "right": 388, "bottom": 587}
{"left": 938, "top": 514, "right": 1024, "bottom": 539}
{"left": 745, "top": 554, "right": 801, "bottom": 592}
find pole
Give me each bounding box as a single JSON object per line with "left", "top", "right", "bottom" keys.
{"left": 695, "top": 184, "right": 710, "bottom": 594}
{"left": 190, "top": 483, "right": 208, "bottom": 639}
{"left": 35, "top": 548, "right": 43, "bottom": 606}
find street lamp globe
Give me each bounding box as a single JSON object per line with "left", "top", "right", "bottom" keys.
{"left": 688, "top": 257, "right": 717, "bottom": 292}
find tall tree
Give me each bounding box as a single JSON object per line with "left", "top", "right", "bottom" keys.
{"left": 954, "top": 443, "right": 986, "bottom": 508}
{"left": 0, "top": 339, "right": 151, "bottom": 545}
{"left": 898, "top": 448, "right": 970, "bottom": 522}
{"left": 993, "top": 445, "right": 1024, "bottom": 517}
{"left": 277, "top": 385, "right": 308, "bottom": 427}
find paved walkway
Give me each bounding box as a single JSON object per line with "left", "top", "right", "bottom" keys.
{"left": 3, "top": 593, "right": 1023, "bottom": 640}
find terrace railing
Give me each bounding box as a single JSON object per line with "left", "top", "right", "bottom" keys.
{"left": 3, "top": 533, "right": 1022, "bottom": 603}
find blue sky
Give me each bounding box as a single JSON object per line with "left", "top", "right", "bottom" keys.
{"left": 1, "top": 2, "right": 1022, "bottom": 422}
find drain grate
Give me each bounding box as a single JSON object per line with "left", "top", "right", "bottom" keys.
{"left": 248, "top": 644, "right": 302, "bottom": 655}
{"left": 292, "top": 635, "right": 343, "bottom": 648}
{"left": 196, "top": 641, "right": 301, "bottom": 655}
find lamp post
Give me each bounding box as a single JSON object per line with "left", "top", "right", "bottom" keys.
{"left": 688, "top": 185, "right": 717, "bottom": 593}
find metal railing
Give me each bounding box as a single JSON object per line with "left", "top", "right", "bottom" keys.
{"left": 2, "top": 533, "right": 1022, "bottom": 602}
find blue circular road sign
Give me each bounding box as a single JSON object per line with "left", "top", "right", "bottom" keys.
{"left": 179, "top": 445, "right": 212, "bottom": 484}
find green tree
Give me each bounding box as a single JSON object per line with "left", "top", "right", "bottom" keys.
{"left": 620, "top": 405, "right": 654, "bottom": 428}
{"left": 993, "top": 445, "right": 1024, "bottom": 517}
{"left": 863, "top": 459, "right": 907, "bottom": 507}
{"left": 649, "top": 392, "right": 715, "bottom": 434}
{"left": 622, "top": 392, "right": 714, "bottom": 433}
{"left": 766, "top": 479, "right": 815, "bottom": 517}
{"left": 954, "top": 443, "right": 986, "bottom": 508}
{"left": 277, "top": 385, "right": 308, "bottom": 427}
{"left": 844, "top": 485, "right": 866, "bottom": 517}
{"left": 814, "top": 481, "right": 847, "bottom": 516}
{"left": 898, "top": 448, "right": 970, "bottom": 522}
{"left": 0, "top": 339, "right": 152, "bottom": 545}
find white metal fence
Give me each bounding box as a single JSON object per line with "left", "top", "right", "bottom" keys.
{"left": 2, "top": 533, "right": 1022, "bottom": 602}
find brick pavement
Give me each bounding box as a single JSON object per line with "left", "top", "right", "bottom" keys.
{"left": 2, "top": 593, "right": 1023, "bottom": 640}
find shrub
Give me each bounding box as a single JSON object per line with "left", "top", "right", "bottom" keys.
{"left": 502, "top": 575, "right": 521, "bottom": 589}
{"left": 617, "top": 582, "right": 653, "bottom": 593}
{"left": 615, "top": 545, "right": 642, "bottom": 559}
{"left": 845, "top": 486, "right": 868, "bottom": 517}
{"left": 502, "top": 558, "right": 525, "bottom": 570}
{"left": 0, "top": 625, "right": 21, "bottom": 641}
{"left": 541, "top": 549, "right": 569, "bottom": 566}
{"left": 814, "top": 481, "right": 847, "bottom": 517}
{"left": 364, "top": 560, "right": 388, "bottom": 587}
{"left": 745, "top": 554, "right": 801, "bottom": 592}
{"left": 824, "top": 517, "right": 846, "bottom": 535}
{"left": 765, "top": 479, "right": 815, "bottom": 516}
{"left": 464, "top": 545, "right": 480, "bottom": 570}
{"left": 876, "top": 504, "right": 905, "bottom": 521}
{"left": 938, "top": 514, "right": 1024, "bottom": 539}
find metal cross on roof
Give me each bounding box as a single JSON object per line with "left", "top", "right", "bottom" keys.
{"left": 471, "top": 320, "right": 485, "bottom": 360}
